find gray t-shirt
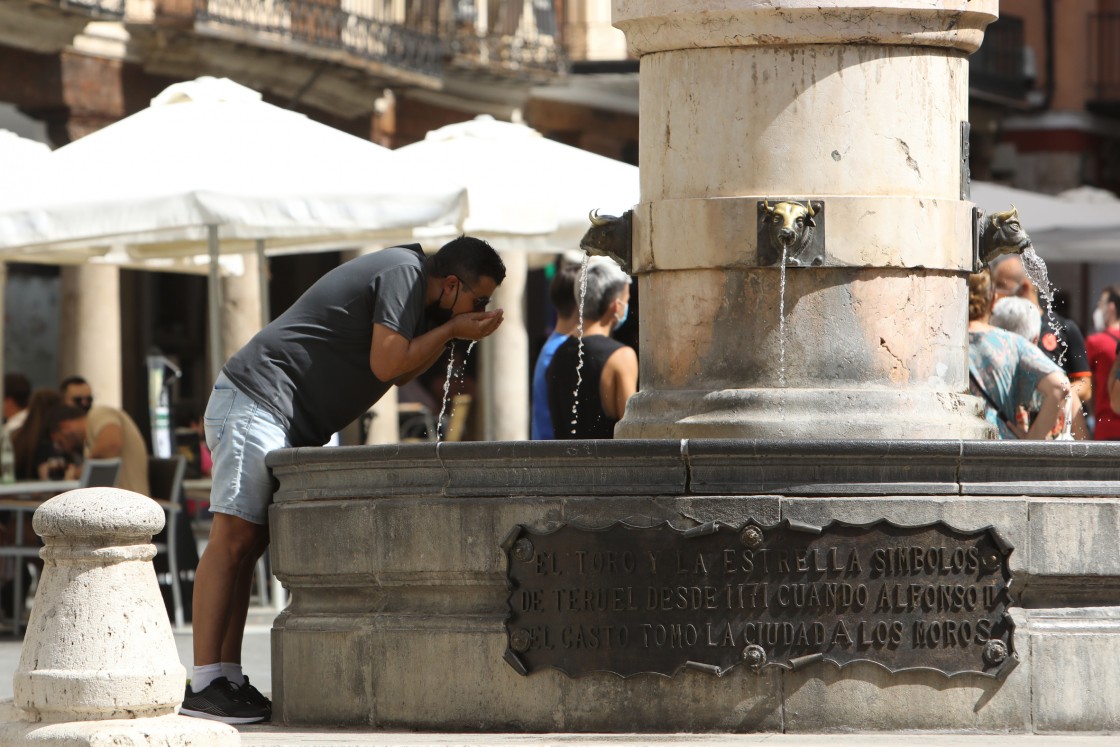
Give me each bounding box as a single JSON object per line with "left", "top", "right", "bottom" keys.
{"left": 223, "top": 244, "right": 427, "bottom": 447}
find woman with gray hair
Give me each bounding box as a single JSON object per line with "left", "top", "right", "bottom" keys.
{"left": 546, "top": 256, "right": 638, "bottom": 439}
{"left": 990, "top": 296, "right": 1042, "bottom": 343}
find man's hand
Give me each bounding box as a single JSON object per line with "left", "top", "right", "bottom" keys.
{"left": 450, "top": 310, "right": 504, "bottom": 341}
{"left": 371, "top": 309, "right": 503, "bottom": 384}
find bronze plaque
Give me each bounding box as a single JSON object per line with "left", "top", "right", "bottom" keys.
{"left": 502, "top": 520, "right": 1016, "bottom": 679}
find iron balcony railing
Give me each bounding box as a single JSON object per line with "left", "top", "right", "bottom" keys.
{"left": 1089, "top": 12, "right": 1120, "bottom": 102}
{"left": 60, "top": 0, "right": 125, "bottom": 18}
{"left": 971, "top": 14, "right": 1028, "bottom": 103}
{"left": 192, "top": 0, "right": 565, "bottom": 79}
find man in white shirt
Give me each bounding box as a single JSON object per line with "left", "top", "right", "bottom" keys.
{"left": 3, "top": 373, "right": 31, "bottom": 435}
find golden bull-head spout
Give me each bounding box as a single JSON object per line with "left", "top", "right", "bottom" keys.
{"left": 979, "top": 204, "right": 1032, "bottom": 266}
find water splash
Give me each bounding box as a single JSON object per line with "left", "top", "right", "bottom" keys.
{"left": 1022, "top": 246, "right": 1068, "bottom": 367}
{"left": 1054, "top": 390, "right": 1076, "bottom": 441}
{"left": 570, "top": 252, "right": 590, "bottom": 435}
{"left": 778, "top": 245, "right": 788, "bottom": 388}
{"left": 1021, "top": 246, "right": 1077, "bottom": 440}
{"left": 435, "top": 340, "right": 478, "bottom": 442}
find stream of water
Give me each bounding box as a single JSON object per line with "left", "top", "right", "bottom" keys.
{"left": 1021, "top": 246, "right": 1075, "bottom": 440}
{"left": 436, "top": 340, "right": 477, "bottom": 442}
{"left": 569, "top": 252, "right": 591, "bottom": 435}
{"left": 778, "top": 245, "right": 788, "bottom": 388}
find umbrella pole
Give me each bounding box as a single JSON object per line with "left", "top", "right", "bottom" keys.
{"left": 256, "top": 239, "right": 271, "bottom": 327}
{"left": 208, "top": 225, "right": 224, "bottom": 384}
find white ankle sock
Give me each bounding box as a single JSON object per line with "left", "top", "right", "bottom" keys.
{"left": 190, "top": 663, "right": 223, "bottom": 693}
{"left": 220, "top": 662, "right": 245, "bottom": 687}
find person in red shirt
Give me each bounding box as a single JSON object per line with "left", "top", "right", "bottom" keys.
{"left": 1087, "top": 285, "right": 1120, "bottom": 439}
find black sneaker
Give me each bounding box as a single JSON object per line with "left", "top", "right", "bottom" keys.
{"left": 235, "top": 676, "right": 272, "bottom": 716}
{"left": 180, "top": 677, "right": 270, "bottom": 724}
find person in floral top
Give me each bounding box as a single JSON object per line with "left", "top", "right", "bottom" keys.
{"left": 968, "top": 269, "right": 1070, "bottom": 439}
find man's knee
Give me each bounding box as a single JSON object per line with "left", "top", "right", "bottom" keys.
{"left": 207, "top": 514, "right": 269, "bottom": 561}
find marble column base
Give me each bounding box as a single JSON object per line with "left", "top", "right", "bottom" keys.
{"left": 615, "top": 388, "right": 996, "bottom": 440}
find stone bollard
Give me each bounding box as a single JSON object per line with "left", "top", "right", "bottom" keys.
{"left": 0, "top": 487, "right": 238, "bottom": 745}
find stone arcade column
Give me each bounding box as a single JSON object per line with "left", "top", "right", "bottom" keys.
{"left": 612, "top": 0, "right": 997, "bottom": 440}
{"left": 481, "top": 250, "right": 529, "bottom": 441}
{"left": 60, "top": 265, "right": 122, "bottom": 408}
{"left": 221, "top": 248, "right": 265, "bottom": 362}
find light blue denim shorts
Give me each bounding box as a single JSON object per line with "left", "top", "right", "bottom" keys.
{"left": 203, "top": 372, "right": 290, "bottom": 525}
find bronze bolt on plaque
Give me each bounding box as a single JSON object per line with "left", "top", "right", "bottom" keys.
{"left": 502, "top": 519, "right": 1016, "bottom": 679}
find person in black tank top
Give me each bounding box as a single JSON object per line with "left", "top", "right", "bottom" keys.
{"left": 546, "top": 256, "right": 638, "bottom": 439}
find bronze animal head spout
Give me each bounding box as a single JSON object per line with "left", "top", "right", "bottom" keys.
{"left": 580, "top": 208, "right": 633, "bottom": 271}
{"left": 759, "top": 199, "right": 823, "bottom": 266}
{"left": 979, "top": 205, "right": 1033, "bottom": 266}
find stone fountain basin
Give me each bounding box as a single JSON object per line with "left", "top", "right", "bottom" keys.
{"left": 267, "top": 439, "right": 1120, "bottom": 733}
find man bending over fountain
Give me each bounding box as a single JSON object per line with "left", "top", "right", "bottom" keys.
{"left": 182, "top": 237, "right": 506, "bottom": 724}
{"left": 546, "top": 256, "right": 637, "bottom": 439}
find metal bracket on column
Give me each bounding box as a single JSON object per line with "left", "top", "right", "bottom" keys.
{"left": 961, "top": 121, "right": 971, "bottom": 201}
{"left": 758, "top": 199, "right": 826, "bottom": 267}
{"left": 972, "top": 206, "right": 984, "bottom": 272}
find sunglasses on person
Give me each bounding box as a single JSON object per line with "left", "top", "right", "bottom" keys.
{"left": 457, "top": 278, "right": 491, "bottom": 312}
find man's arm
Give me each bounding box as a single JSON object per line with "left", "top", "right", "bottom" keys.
{"left": 369, "top": 310, "right": 504, "bottom": 384}
{"left": 1028, "top": 371, "right": 1070, "bottom": 440}
{"left": 600, "top": 345, "right": 638, "bottom": 421}
{"left": 1071, "top": 375, "right": 1092, "bottom": 404}
{"left": 1109, "top": 346, "right": 1120, "bottom": 413}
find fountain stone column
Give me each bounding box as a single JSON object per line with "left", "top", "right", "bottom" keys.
{"left": 613, "top": 0, "right": 997, "bottom": 440}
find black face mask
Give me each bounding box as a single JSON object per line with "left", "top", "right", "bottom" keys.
{"left": 425, "top": 285, "right": 459, "bottom": 327}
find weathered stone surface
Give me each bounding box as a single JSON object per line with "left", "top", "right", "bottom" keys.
{"left": 0, "top": 713, "right": 238, "bottom": 746}
{"left": 0, "top": 487, "right": 239, "bottom": 745}
{"left": 959, "top": 441, "right": 1120, "bottom": 495}
{"left": 275, "top": 612, "right": 784, "bottom": 731}
{"left": 686, "top": 440, "right": 964, "bottom": 496}
{"left": 271, "top": 439, "right": 1120, "bottom": 732}
{"left": 1028, "top": 608, "right": 1120, "bottom": 732}
{"left": 783, "top": 648, "right": 1031, "bottom": 732}
{"left": 606, "top": 0, "right": 998, "bottom": 440}
{"left": 1028, "top": 500, "right": 1120, "bottom": 576}
{"left": 17, "top": 489, "right": 182, "bottom": 722}
{"left": 613, "top": 1, "right": 999, "bottom": 56}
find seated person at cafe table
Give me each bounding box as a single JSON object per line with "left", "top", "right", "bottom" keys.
{"left": 46, "top": 404, "right": 150, "bottom": 496}
{"left": 11, "top": 388, "right": 69, "bottom": 481}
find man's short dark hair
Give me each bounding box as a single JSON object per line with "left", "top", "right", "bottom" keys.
{"left": 549, "top": 262, "right": 581, "bottom": 318}
{"left": 60, "top": 376, "right": 88, "bottom": 393}
{"left": 428, "top": 236, "right": 506, "bottom": 286}
{"left": 4, "top": 373, "right": 30, "bottom": 408}
{"left": 45, "top": 404, "right": 87, "bottom": 434}
{"left": 1106, "top": 285, "right": 1120, "bottom": 312}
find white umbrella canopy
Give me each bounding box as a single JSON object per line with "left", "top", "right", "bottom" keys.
{"left": 971, "top": 181, "right": 1120, "bottom": 264}
{"left": 0, "top": 129, "right": 50, "bottom": 172}
{"left": 0, "top": 77, "right": 470, "bottom": 380}
{"left": 390, "top": 115, "right": 639, "bottom": 251}
{"left": 0, "top": 77, "right": 468, "bottom": 265}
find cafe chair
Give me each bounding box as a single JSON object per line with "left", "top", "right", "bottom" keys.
{"left": 148, "top": 456, "right": 193, "bottom": 629}
{"left": 0, "top": 459, "right": 120, "bottom": 634}
{"left": 78, "top": 458, "right": 122, "bottom": 488}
